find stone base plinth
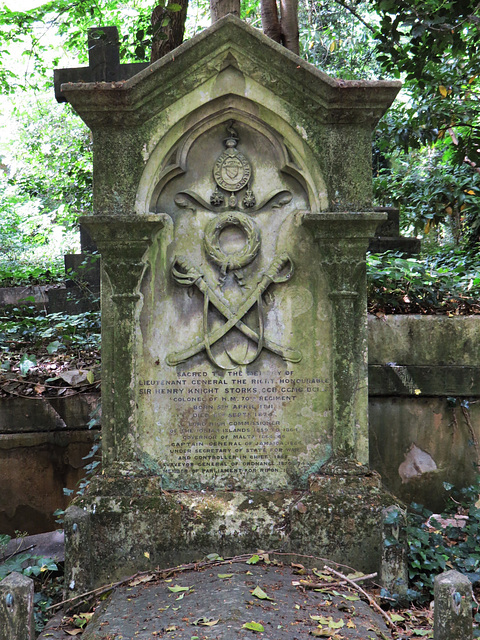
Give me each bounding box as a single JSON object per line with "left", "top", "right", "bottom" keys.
{"left": 64, "top": 462, "right": 398, "bottom": 597}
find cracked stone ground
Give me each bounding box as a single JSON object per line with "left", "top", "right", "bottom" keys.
{"left": 39, "top": 561, "right": 415, "bottom": 640}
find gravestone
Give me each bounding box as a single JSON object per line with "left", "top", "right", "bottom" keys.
{"left": 369, "top": 206, "right": 421, "bottom": 255}
{"left": 57, "top": 15, "right": 401, "bottom": 593}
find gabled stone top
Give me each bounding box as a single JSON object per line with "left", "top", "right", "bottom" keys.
{"left": 60, "top": 14, "right": 401, "bottom": 128}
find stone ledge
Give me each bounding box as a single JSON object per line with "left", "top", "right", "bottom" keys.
{"left": 368, "top": 314, "right": 480, "bottom": 366}
{"left": 64, "top": 472, "right": 398, "bottom": 593}
{"left": 0, "top": 394, "right": 100, "bottom": 434}
{"left": 368, "top": 364, "right": 480, "bottom": 396}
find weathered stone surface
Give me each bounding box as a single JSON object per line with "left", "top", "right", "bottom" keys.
{"left": 1, "top": 531, "right": 64, "bottom": 564}
{"left": 0, "top": 428, "right": 97, "bottom": 536}
{"left": 380, "top": 505, "right": 408, "bottom": 598}
{"left": 57, "top": 14, "right": 400, "bottom": 588}
{"left": 0, "top": 572, "right": 34, "bottom": 640}
{"left": 133, "top": 127, "right": 380, "bottom": 490}
{"left": 368, "top": 314, "right": 480, "bottom": 510}
{"left": 368, "top": 315, "right": 480, "bottom": 367}
{"left": 0, "top": 286, "right": 49, "bottom": 308}
{"left": 78, "top": 563, "right": 391, "bottom": 640}
{"left": 63, "top": 506, "right": 93, "bottom": 600}
{"left": 71, "top": 14, "right": 396, "bottom": 488}
{"left": 61, "top": 15, "right": 399, "bottom": 215}
{"left": 54, "top": 27, "right": 148, "bottom": 102}
{"left": 38, "top": 563, "right": 394, "bottom": 639}
{"left": 368, "top": 206, "right": 421, "bottom": 255}
{"left": 70, "top": 468, "right": 396, "bottom": 587}
{"left": 369, "top": 397, "right": 480, "bottom": 511}
{"left": 369, "top": 363, "right": 480, "bottom": 396}
{"left": 434, "top": 570, "right": 472, "bottom": 640}
{"left": 0, "top": 394, "right": 99, "bottom": 434}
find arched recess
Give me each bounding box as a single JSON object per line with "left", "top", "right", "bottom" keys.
{"left": 135, "top": 95, "right": 328, "bottom": 216}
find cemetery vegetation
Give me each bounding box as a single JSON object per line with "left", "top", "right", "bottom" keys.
{"left": 404, "top": 478, "right": 480, "bottom": 638}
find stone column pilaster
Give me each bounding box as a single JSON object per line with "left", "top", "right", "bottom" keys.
{"left": 80, "top": 215, "right": 165, "bottom": 468}
{"left": 303, "top": 212, "right": 385, "bottom": 462}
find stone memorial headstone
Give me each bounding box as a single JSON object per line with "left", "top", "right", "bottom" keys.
{"left": 369, "top": 206, "right": 421, "bottom": 255}
{"left": 56, "top": 15, "right": 401, "bottom": 592}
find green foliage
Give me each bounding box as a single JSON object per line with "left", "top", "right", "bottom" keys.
{"left": 0, "top": 305, "right": 101, "bottom": 356}
{"left": 0, "top": 97, "right": 92, "bottom": 270}
{"left": 0, "top": 259, "right": 65, "bottom": 287}
{"left": 299, "top": 1, "right": 381, "bottom": 79}
{"left": 367, "top": 248, "right": 480, "bottom": 314}
{"left": 0, "top": 0, "right": 151, "bottom": 90}
{"left": 407, "top": 478, "right": 480, "bottom": 607}
{"left": 370, "top": 0, "right": 480, "bottom": 245}
{"left": 374, "top": 146, "right": 480, "bottom": 243}
{"left": 0, "top": 533, "right": 10, "bottom": 549}
{"left": 0, "top": 550, "right": 58, "bottom": 581}
{"left": 370, "top": 0, "right": 479, "bottom": 86}
{"left": 10, "top": 100, "right": 93, "bottom": 219}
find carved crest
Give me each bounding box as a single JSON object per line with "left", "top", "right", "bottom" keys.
{"left": 214, "top": 148, "right": 250, "bottom": 192}
{"left": 210, "top": 121, "right": 255, "bottom": 209}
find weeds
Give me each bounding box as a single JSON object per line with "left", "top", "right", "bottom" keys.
{"left": 367, "top": 248, "right": 480, "bottom": 315}
{"left": 0, "top": 305, "right": 100, "bottom": 356}
{"left": 406, "top": 480, "right": 480, "bottom": 602}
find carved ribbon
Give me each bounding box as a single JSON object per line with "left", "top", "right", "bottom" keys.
{"left": 166, "top": 254, "right": 302, "bottom": 367}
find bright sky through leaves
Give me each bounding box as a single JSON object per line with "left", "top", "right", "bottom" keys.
{"left": 4, "top": 0, "right": 46, "bottom": 9}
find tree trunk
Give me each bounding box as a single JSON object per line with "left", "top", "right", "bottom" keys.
{"left": 260, "top": 0, "right": 299, "bottom": 55}
{"left": 151, "top": 0, "right": 189, "bottom": 63}
{"left": 279, "top": 0, "right": 299, "bottom": 55}
{"left": 261, "top": 0, "right": 282, "bottom": 43}
{"left": 210, "top": 0, "right": 241, "bottom": 24}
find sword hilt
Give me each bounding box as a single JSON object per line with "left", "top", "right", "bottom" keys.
{"left": 265, "top": 252, "right": 293, "bottom": 283}
{"left": 171, "top": 255, "right": 202, "bottom": 287}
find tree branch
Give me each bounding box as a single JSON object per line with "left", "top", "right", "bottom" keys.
{"left": 323, "top": 565, "right": 400, "bottom": 632}
{"left": 331, "top": 0, "right": 377, "bottom": 34}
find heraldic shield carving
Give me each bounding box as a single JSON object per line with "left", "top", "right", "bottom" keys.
{"left": 165, "top": 121, "right": 302, "bottom": 370}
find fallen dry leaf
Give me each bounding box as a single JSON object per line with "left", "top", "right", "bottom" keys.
{"left": 193, "top": 617, "right": 219, "bottom": 626}
{"left": 129, "top": 574, "right": 155, "bottom": 587}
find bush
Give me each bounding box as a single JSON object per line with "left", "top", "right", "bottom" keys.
{"left": 367, "top": 248, "right": 480, "bottom": 315}
{"left": 407, "top": 480, "right": 480, "bottom": 606}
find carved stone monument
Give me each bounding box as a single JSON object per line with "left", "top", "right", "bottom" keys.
{"left": 57, "top": 16, "right": 401, "bottom": 593}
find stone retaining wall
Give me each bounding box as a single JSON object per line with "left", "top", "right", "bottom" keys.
{"left": 368, "top": 315, "right": 480, "bottom": 510}
{"left": 0, "top": 395, "right": 100, "bottom": 535}
{"left": 0, "top": 317, "right": 478, "bottom": 534}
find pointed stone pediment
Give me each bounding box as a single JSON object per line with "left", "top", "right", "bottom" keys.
{"left": 61, "top": 15, "right": 400, "bottom": 128}
{"left": 59, "top": 15, "right": 400, "bottom": 216}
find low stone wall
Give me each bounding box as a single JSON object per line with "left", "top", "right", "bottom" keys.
{"left": 0, "top": 286, "right": 49, "bottom": 309}
{"left": 368, "top": 315, "right": 480, "bottom": 510}
{"left": 0, "top": 316, "right": 478, "bottom": 534}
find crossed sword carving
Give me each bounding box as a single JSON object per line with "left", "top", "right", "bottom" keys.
{"left": 166, "top": 254, "right": 302, "bottom": 367}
